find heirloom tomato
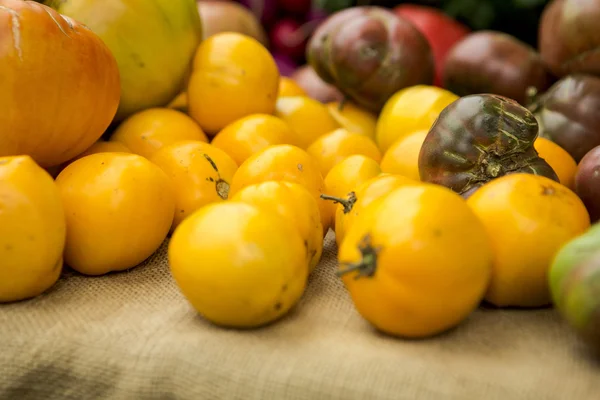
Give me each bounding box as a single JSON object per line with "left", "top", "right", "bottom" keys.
{"left": 169, "top": 202, "right": 307, "bottom": 328}
{"left": 338, "top": 184, "right": 493, "bottom": 338}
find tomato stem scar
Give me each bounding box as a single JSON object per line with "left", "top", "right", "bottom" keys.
{"left": 337, "top": 234, "right": 380, "bottom": 279}
{"left": 320, "top": 192, "right": 357, "bottom": 214}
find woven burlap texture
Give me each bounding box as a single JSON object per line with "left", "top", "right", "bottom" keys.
{"left": 1, "top": 231, "right": 599, "bottom": 400}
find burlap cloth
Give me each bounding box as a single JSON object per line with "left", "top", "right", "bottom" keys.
{"left": 1, "top": 231, "right": 599, "bottom": 400}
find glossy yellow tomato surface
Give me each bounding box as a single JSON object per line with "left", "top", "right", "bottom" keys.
{"left": 380, "top": 130, "right": 428, "bottom": 181}
{"left": 60, "top": 140, "right": 132, "bottom": 173}
{"left": 334, "top": 174, "right": 418, "bottom": 247}
{"left": 230, "top": 144, "right": 331, "bottom": 234}
{"left": 169, "top": 201, "right": 308, "bottom": 328}
{"left": 467, "top": 173, "right": 590, "bottom": 307}
{"left": 278, "top": 77, "right": 307, "bottom": 97}
{"left": 534, "top": 137, "right": 577, "bottom": 190}
{"left": 210, "top": 114, "right": 299, "bottom": 165}
{"left": 55, "top": 153, "right": 175, "bottom": 276}
{"left": 0, "top": 156, "right": 66, "bottom": 303}
{"left": 110, "top": 107, "right": 208, "bottom": 159}
{"left": 274, "top": 96, "right": 340, "bottom": 148}
{"left": 326, "top": 101, "right": 377, "bottom": 139}
{"left": 339, "top": 184, "right": 493, "bottom": 338}
{"left": 322, "top": 155, "right": 382, "bottom": 232}
{"left": 231, "top": 181, "right": 323, "bottom": 272}
{"left": 188, "top": 33, "right": 280, "bottom": 134}
{"left": 376, "top": 85, "right": 458, "bottom": 153}
{"left": 150, "top": 140, "right": 238, "bottom": 231}
{"left": 307, "top": 128, "right": 382, "bottom": 177}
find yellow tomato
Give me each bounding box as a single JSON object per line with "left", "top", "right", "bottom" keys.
{"left": 274, "top": 96, "right": 340, "bottom": 148}
{"left": 211, "top": 114, "right": 299, "bottom": 166}
{"left": 376, "top": 85, "right": 458, "bottom": 153}
{"left": 380, "top": 130, "right": 428, "bottom": 181}
{"left": 306, "top": 128, "right": 382, "bottom": 177}
{"left": 534, "top": 137, "right": 577, "bottom": 190}
{"left": 322, "top": 155, "right": 382, "bottom": 232}
{"left": 169, "top": 201, "right": 308, "bottom": 328}
{"left": 231, "top": 181, "right": 323, "bottom": 273}
{"left": 55, "top": 153, "right": 175, "bottom": 276}
{"left": 339, "top": 184, "right": 493, "bottom": 338}
{"left": 150, "top": 140, "right": 238, "bottom": 231}
{"left": 167, "top": 92, "right": 188, "bottom": 114}
{"left": 278, "top": 77, "right": 307, "bottom": 97}
{"left": 188, "top": 32, "right": 279, "bottom": 134}
{"left": 0, "top": 156, "right": 66, "bottom": 303}
{"left": 230, "top": 144, "right": 331, "bottom": 235}
{"left": 467, "top": 173, "right": 590, "bottom": 307}
{"left": 326, "top": 101, "right": 377, "bottom": 140}
{"left": 334, "top": 174, "right": 418, "bottom": 247}
{"left": 110, "top": 107, "right": 208, "bottom": 159}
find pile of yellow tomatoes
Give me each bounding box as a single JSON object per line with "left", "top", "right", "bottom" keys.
{"left": 0, "top": 32, "right": 590, "bottom": 340}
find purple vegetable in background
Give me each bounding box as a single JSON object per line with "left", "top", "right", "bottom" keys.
{"left": 273, "top": 52, "right": 299, "bottom": 77}
{"left": 238, "top": 0, "right": 278, "bottom": 26}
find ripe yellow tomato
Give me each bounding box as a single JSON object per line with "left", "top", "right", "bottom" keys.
{"left": 231, "top": 181, "right": 323, "bottom": 273}
{"left": 169, "top": 201, "right": 308, "bottom": 328}
{"left": 55, "top": 153, "right": 175, "bottom": 276}
{"left": 307, "top": 128, "right": 382, "bottom": 177}
{"left": 326, "top": 101, "right": 377, "bottom": 140}
{"left": 380, "top": 129, "right": 428, "bottom": 181}
{"left": 322, "top": 155, "right": 382, "bottom": 232}
{"left": 150, "top": 140, "right": 238, "bottom": 231}
{"left": 210, "top": 114, "right": 299, "bottom": 166}
{"left": 59, "top": 140, "right": 132, "bottom": 173}
{"left": 334, "top": 174, "right": 418, "bottom": 247}
{"left": 167, "top": 92, "right": 188, "bottom": 114}
{"left": 339, "top": 184, "right": 493, "bottom": 338}
{"left": 376, "top": 85, "right": 458, "bottom": 153}
{"left": 534, "top": 137, "right": 577, "bottom": 190}
{"left": 110, "top": 108, "right": 208, "bottom": 159}
{"left": 467, "top": 173, "right": 590, "bottom": 307}
{"left": 188, "top": 33, "right": 280, "bottom": 134}
{"left": 230, "top": 144, "right": 331, "bottom": 235}
{"left": 278, "top": 77, "right": 307, "bottom": 97}
{"left": 0, "top": 155, "right": 66, "bottom": 303}
{"left": 274, "top": 96, "right": 340, "bottom": 148}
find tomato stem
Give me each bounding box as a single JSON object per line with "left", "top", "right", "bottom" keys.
{"left": 337, "top": 234, "right": 380, "bottom": 279}
{"left": 320, "top": 191, "right": 357, "bottom": 213}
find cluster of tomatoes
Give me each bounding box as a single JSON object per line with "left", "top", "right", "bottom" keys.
{"left": 0, "top": 31, "right": 592, "bottom": 341}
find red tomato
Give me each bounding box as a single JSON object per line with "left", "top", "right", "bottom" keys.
{"left": 394, "top": 4, "right": 470, "bottom": 87}
{"left": 270, "top": 18, "right": 309, "bottom": 61}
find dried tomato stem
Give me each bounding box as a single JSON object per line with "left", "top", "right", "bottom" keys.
{"left": 337, "top": 234, "right": 379, "bottom": 279}
{"left": 320, "top": 192, "right": 357, "bottom": 214}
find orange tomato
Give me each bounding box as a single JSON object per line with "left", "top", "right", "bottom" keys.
{"left": 167, "top": 92, "right": 188, "bottom": 114}
{"left": 274, "top": 96, "right": 340, "bottom": 148}
{"left": 534, "top": 137, "right": 577, "bottom": 189}
{"left": 150, "top": 140, "right": 238, "bottom": 231}
{"left": 338, "top": 184, "right": 493, "bottom": 338}
{"left": 55, "top": 153, "right": 175, "bottom": 276}
{"left": 231, "top": 181, "right": 323, "bottom": 272}
{"left": 326, "top": 101, "right": 378, "bottom": 140}
{"left": 380, "top": 130, "right": 428, "bottom": 181}
{"left": 0, "top": 0, "right": 120, "bottom": 168}
{"left": 307, "top": 129, "right": 382, "bottom": 177}
{"left": 467, "top": 173, "right": 590, "bottom": 307}
{"left": 278, "top": 77, "right": 307, "bottom": 97}
{"left": 210, "top": 114, "right": 299, "bottom": 165}
{"left": 322, "top": 155, "right": 382, "bottom": 231}
{"left": 376, "top": 85, "right": 458, "bottom": 153}
{"left": 334, "top": 174, "right": 418, "bottom": 247}
{"left": 230, "top": 144, "right": 331, "bottom": 234}
{"left": 110, "top": 108, "right": 208, "bottom": 159}
{"left": 188, "top": 32, "right": 279, "bottom": 134}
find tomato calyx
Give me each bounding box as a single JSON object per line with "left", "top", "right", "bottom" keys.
{"left": 203, "top": 154, "right": 230, "bottom": 200}
{"left": 337, "top": 234, "right": 380, "bottom": 279}
{"left": 320, "top": 191, "right": 357, "bottom": 214}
